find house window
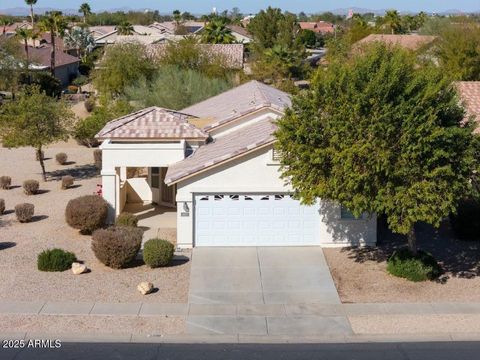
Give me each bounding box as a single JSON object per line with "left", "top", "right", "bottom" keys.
{"left": 151, "top": 167, "right": 160, "bottom": 189}
{"left": 340, "top": 206, "right": 361, "bottom": 220}
{"left": 272, "top": 148, "right": 282, "bottom": 162}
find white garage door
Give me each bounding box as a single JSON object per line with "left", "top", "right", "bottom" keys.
{"left": 194, "top": 194, "right": 320, "bottom": 246}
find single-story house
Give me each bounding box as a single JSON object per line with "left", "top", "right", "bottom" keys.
{"left": 226, "top": 25, "right": 252, "bottom": 43}
{"left": 299, "top": 21, "right": 335, "bottom": 34}
{"left": 95, "top": 81, "right": 377, "bottom": 248}
{"left": 94, "top": 25, "right": 168, "bottom": 46}
{"left": 149, "top": 21, "right": 205, "bottom": 35}
{"left": 457, "top": 81, "right": 480, "bottom": 133}
{"left": 354, "top": 34, "right": 437, "bottom": 52}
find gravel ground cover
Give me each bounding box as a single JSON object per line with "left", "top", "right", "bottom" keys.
{"left": 0, "top": 141, "right": 190, "bottom": 304}
{"left": 324, "top": 220, "right": 480, "bottom": 303}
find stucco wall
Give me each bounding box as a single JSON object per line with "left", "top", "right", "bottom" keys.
{"left": 175, "top": 145, "right": 377, "bottom": 248}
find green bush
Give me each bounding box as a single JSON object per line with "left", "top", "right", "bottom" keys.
{"left": 116, "top": 212, "right": 138, "bottom": 227}
{"left": 450, "top": 198, "right": 480, "bottom": 241}
{"left": 143, "top": 238, "right": 175, "bottom": 268}
{"left": 91, "top": 226, "right": 143, "bottom": 269}
{"left": 23, "top": 180, "right": 39, "bottom": 195}
{"left": 37, "top": 248, "right": 76, "bottom": 272}
{"left": 387, "top": 248, "right": 442, "bottom": 282}
{"left": 65, "top": 195, "right": 108, "bottom": 234}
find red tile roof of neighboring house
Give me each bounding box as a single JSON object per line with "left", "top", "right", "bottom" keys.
{"left": 299, "top": 21, "right": 335, "bottom": 34}
{"left": 95, "top": 107, "right": 208, "bottom": 140}
{"left": 457, "top": 81, "right": 480, "bottom": 133}
{"left": 354, "top": 34, "right": 437, "bottom": 51}
{"left": 181, "top": 80, "right": 291, "bottom": 131}
{"left": 165, "top": 117, "right": 277, "bottom": 184}
{"left": 26, "top": 45, "right": 80, "bottom": 68}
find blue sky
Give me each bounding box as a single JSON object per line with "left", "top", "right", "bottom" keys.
{"left": 3, "top": 0, "right": 479, "bottom": 13}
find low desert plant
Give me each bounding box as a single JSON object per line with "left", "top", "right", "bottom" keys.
{"left": 116, "top": 212, "right": 138, "bottom": 227}
{"left": 37, "top": 248, "right": 76, "bottom": 272}
{"left": 450, "top": 198, "right": 480, "bottom": 241}
{"left": 56, "top": 152, "right": 68, "bottom": 165}
{"left": 387, "top": 248, "right": 442, "bottom": 282}
{"left": 15, "top": 203, "right": 34, "bottom": 222}
{"left": 23, "top": 180, "right": 39, "bottom": 195}
{"left": 0, "top": 176, "right": 11, "bottom": 190}
{"left": 143, "top": 238, "right": 174, "bottom": 268}
{"left": 61, "top": 175, "right": 74, "bottom": 190}
{"left": 65, "top": 195, "right": 108, "bottom": 234}
{"left": 0, "top": 199, "right": 5, "bottom": 214}
{"left": 84, "top": 98, "right": 95, "bottom": 112}
{"left": 35, "top": 150, "right": 44, "bottom": 161}
{"left": 92, "top": 226, "right": 143, "bottom": 269}
{"left": 93, "top": 149, "right": 102, "bottom": 170}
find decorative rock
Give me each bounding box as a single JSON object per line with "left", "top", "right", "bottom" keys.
{"left": 137, "top": 282, "right": 154, "bottom": 295}
{"left": 71, "top": 262, "right": 88, "bottom": 275}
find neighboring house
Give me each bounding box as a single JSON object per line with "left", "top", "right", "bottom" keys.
{"left": 149, "top": 21, "right": 205, "bottom": 35}
{"left": 94, "top": 25, "right": 169, "bottom": 46}
{"left": 299, "top": 21, "right": 335, "bottom": 34}
{"left": 354, "top": 34, "right": 437, "bottom": 51}
{"left": 96, "top": 81, "right": 377, "bottom": 248}
{"left": 89, "top": 26, "right": 117, "bottom": 40}
{"left": 2, "top": 21, "right": 32, "bottom": 35}
{"left": 226, "top": 25, "right": 252, "bottom": 43}
{"left": 457, "top": 81, "right": 480, "bottom": 134}
{"left": 147, "top": 43, "right": 245, "bottom": 69}
{"left": 25, "top": 45, "right": 80, "bottom": 86}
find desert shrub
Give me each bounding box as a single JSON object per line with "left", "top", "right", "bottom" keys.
{"left": 387, "top": 248, "right": 442, "bottom": 282}
{"left": 37, "top": 248, "right": 76, "bottom": 272}
{"left": 84, "top": 98, "right": 95, "bottom": 112}
{"left": 35, "top": 150, "right": 44, "bottom": 161}
{"left": 56, "top": 152, "right": 68, "bottom": 165}
{"left": 94, "top": 149, "right": 102, "bottom": 170}
{"left": 116, "top": 212, "right": 138, "bottom": 227}
{"left": 0, "top": 199, "right": 4, "bottom": 214}
{"left": 15, "top": 203, "right": 34, "bottom": 222}
{"left": 450, "top": 198, "right": 480, "bottom": 241}
{"left": 143, "top": 238, "right": 174, "bottom": 268}
{"left": 91, "top": 226, "right": 143, "bottom": 269}
{"left": 65, "top": 195, "right": 108, "bottom": 234}
{"left": 23, "top": 180, "right": 39, "bottom": 195}
{"left": 0, "top": 176, "right": 11, "bottom": 190}
{"left": 61, "top": 175, "right": 74, "bottom": 190}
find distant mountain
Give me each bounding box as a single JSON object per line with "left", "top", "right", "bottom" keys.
{"left": 0, "top": 7, "right": 79, "bottom": 16}
{"left": 327, "top": 7, "right": 387, "bottom": 15}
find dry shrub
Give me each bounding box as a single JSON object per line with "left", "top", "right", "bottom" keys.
{"left": 93, "top": 149, "right": 102, "bottom": 170}
{"left": 23, "top": 180, "right": 39, "bottom": 195}
{"left": 56, "top": 152, "right": 68, "bottom": 165}
{"left": 61, "top": 175, "right": 74, "bottom": 190}
{"left": 92, "top": 226, "right": 143, "bottom": 269}
{"left": 0, "top": 176, "right": 11, "bottom": 190}
{"left": 0, "top": 199, "right": 5, "bottom": 214}
{"left": 15, "top": 203, "right": 34, "bottom": 222}
{"left": 65, "top": 195, "right": 108, "bottom": 234}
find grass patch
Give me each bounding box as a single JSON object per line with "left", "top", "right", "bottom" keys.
{"left": 387, "top": 248, "right": 442, "bottom": 282}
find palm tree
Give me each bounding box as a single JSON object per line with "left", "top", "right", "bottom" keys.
{"left": 117, "top": 21, "right": 134, "bottom": 35}
{"left": 24, "top": 0, "right": 37, "bottom": 29}
{"left": 384, "top": 10, "right": 402, "bottom": 34}
{"left": 79, "top": 3, "right": 92, "bottom": 24}
{"left": 39, "top": 11, "right": 68, "bottom": 77}
{"left": 15, "top": 28, "right": 33, "bottom": 82}
{"left": 202, "top": 20, "right": 236, "bottom": 44}
{"left": 0, "top": 18, "right": 13, "bottom": 35}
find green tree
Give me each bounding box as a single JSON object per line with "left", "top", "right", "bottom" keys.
{"left": 383, "top": 10, "right": 402, "bottom": 34}
{"left": 93, "top": 42, "right": 154, "bottom": 97}
{"left": 63, "top": 26, "right": 95, "bottom": 62}
{"left": 24, "top": 0, "right": 37, "bottom": 29}
{"left": 79, "top": 3, "right": 92, "bottom": 24}
{"left": 124, "top": 65, "right": 233, "bottom": 110}
{"left": 275, "top": 44, "right": 478, "bottom": 254}
{"left": 15, "top": 28, "right": 33, "bottom": 74}
{"left": 117, "top": 21, "right": 134, "bottom": 35}
{"left": 39, "top": 11, "right": 68, "bottom": 77}
{"left": 202, "top": 20, "right": 236, "bottom": 44}
{"left": 0, "top": 86, "right": 75, "bottom": 181}
{"left": 0, "top": 18, "right": 13, "bottom": 35}
{"left": 0, "top": 36, "right": 23, "bottom": 98}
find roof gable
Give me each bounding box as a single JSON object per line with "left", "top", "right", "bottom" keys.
{"left": 95, "top": 107, "right": 208, "bottom": 140}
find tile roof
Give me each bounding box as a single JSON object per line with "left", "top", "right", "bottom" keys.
{"left": 299, "top": 21, "right": 335, "bottom": 34}
{"left": 354, "top": 34, "right": 437, "bottom": 51}
{"left": 95, "top": 107, "right": 208, "bottom": 140}
{"left": 165, "top": 117, "right": 277, "bottom": 184}
{"left": 146, "top": 43, "right": 245, "bottom": 69}
{"left": 457, "top": 81, "right": 480, "bottom": 133}
{"left": 226, "top": 24, "right": 252, "bottom": 38}
{"left": 27, "top": 45, "right": 80, "bottom": 68}
{"left": 180, "top": 80, "right": 291, "bottom": 131}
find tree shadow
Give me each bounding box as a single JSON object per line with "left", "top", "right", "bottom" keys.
{"left": 340, "top": 215, "right": 480, "bottom": 281}
{"left": 0, "top": 242, "right": 16, "bottom": 250}
{"left": 47, "top": 164, "right": 99, "bottom": 181}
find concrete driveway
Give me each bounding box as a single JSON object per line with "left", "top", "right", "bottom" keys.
{"left": 188, "top": 247, "right": 340, "bottom": 305}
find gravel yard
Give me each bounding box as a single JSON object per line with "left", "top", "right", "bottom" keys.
{"left": 324, "top": 220, "right": 480, "bottom": 303}
{"left": 0, "top": 141, "right": 190, "bottom": 303}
